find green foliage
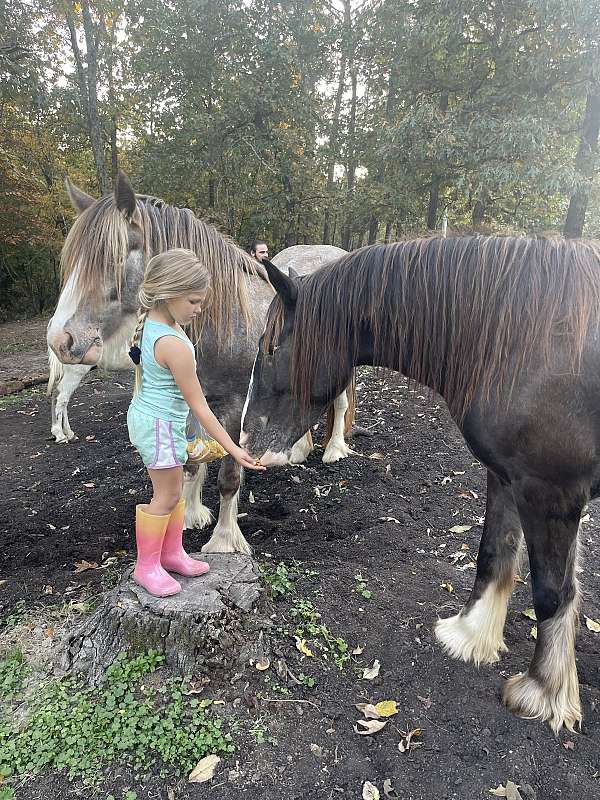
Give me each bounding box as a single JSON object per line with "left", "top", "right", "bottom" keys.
{"left": 290, "top": 598, "right": 350, "bottom": 669}
{"left": 0, "top": 787, "right": 16, "bottom": 800}
{"left": 354, "top": 572, "right": 372, "bottom": 600}
{"left": 0, "top": 649, "right": 28, "bottom": 700}
{"left": 0, "top": 651, "right": 234, "bottom": 783}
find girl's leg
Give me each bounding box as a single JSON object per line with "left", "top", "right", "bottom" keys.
{"left": 133, "top": 467, "right": 183, "bottom": 597}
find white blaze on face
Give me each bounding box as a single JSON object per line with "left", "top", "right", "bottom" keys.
{"left": 47, "top": 272, "right": 78, "bottom": 347}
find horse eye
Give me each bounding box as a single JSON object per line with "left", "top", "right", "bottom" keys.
{"left": 268, "top": 345, "right": 279, "bottom": 357}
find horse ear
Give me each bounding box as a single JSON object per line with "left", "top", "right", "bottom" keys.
{"left": 65, "top": 177, "right": 96, "bottom": 214}
{"left": 288, "top": 266, "right": 300, "bottom": 281}
{"left": 114, "top": 170, "right": 137, "bottom": 220}
{"left": 263, "top": 259, "right": 298, "bottom": 306}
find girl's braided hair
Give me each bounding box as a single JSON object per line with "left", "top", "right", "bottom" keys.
{"left": 130, "top": 248, "right": 211, "bottom": 392}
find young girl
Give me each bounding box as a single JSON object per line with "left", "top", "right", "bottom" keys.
{"left": 127, "top": 248, "right": 265, "bottom": 598}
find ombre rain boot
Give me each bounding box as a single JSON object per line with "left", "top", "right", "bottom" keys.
{"left": 133, "top": 505, "right": 181, "bottom": 597}
{"left": 161, "top": 498, "right": 210, "bottom": 577}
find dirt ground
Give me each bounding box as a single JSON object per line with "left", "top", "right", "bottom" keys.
{"left": 1, "top": 324, "right": 600, "bottom": 800}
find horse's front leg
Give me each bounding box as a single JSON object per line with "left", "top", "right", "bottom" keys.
{"left": 201, "top": 455, "right": 250, "bottom": 555}
{"left": 322, "top": 390, "right": 354, "bottom": 464}
{"left": 436, "top": 470, "right": 522, "bottom": 665}
{"left": 503, "top": 479, "right": 583, "bottom": 733}
{"left": 49, "top": 361, "right": 92, "bottom": 443}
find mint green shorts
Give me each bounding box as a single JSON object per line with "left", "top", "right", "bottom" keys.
{"left": 127, "top": 406, "right": 187, "bottom": 469}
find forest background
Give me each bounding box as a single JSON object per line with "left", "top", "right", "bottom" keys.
{"left": 1, "top": 0, "right": 599, "bottom": 319}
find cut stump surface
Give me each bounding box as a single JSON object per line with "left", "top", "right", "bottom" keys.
{"left": 58, "top": 554, "right": 269, "bottom": 684}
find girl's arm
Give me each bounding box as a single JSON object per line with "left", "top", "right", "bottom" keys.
{"left": 156, "top": 336, "right": 266, "bottom": 471}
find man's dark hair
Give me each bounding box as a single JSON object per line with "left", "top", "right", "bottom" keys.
{"left": 249, "top": 240, "right": 267, "bottom": 254}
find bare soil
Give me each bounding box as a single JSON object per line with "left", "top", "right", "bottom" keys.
{"left": 1, "top": 321, "right": 599, "bottom": 800}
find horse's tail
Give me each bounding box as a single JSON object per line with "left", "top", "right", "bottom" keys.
{"left": 46, "top": 348, "right": 64, "bottom": 397}
{"left": 325, "top": 369, "right": 356, "bottom": 442}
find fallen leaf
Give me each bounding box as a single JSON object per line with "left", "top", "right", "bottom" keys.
{"left": 440, "top": 582, "right": 454, "bottom": 594}
{"left": 295, "top": 636, "right": 313, "bottom": 657}
{"left": 362, "top": 659, "right": 381, "bottom": 680}
{"left": 383, "top": 778, "right": 396, "bottom": 798}
{"left": 188, "top": 754, "right": 221, "bottom": 783}
{"left": 356, "top": 702, "right": 383, "bottom": 719}
{"left": 0, "top": 580, "right": 7, "bottom": 587}
{"left": 43, "top": 584, "right": 53, "bottom": 594}
{"left": 48, "top": 523, "right": 56, "bottom": 530}
{"left": 398, "top": 727, "right": 422, "bottom": 752}
{"left": 255, "top": 658, "right": 270, "bottom": 671}
{"left": 352, "top": 644, "right": 364, "bottom": 655}
{"left": 379, "top": 516, "right": 401, "bottom": 524}
{"left": 448, "top": 524, "right": 472, "bottom": 533}
{"left": 374, "top": 700, "right": 399, "bottom": 718}
{"left": 291, "top": 474, "right": 301, "bottom": 484}
{"left": 82, "top": 482, "right": 95, "bottom": 489}
{"left": 73, "top": 560, "right": 99, "bottom": 573}
{"left": 354, "top": 719, "right": 387, "bottom": 735}
{"left": 417, "top": 695, "right": 432, "bottom": 709}
{"left": 585, "top": 616, "right": 600, "bottom": 633}
{"left": 458, "top": 489, "right": 478, "bottom": 499}
{"left": 521, "top": 608, "right": 537, "bottom": 620}
{"left": 489, "top": 781, "right": 522, "bottom": 800}
{"left": 248, "top": 491, "right": 255, "bottom": 504}
{"left": 530, "top": 625, "right": 538, "bottom": 640}
{"left": 564, "top": 740, "right": 575, "bottom": 750}
{"left": 362, "top": 781, "right": 380, "bottom": 800}
{"left": 85, "top": 435, "right": 96, "bottom": 441}
{"left": 368, "top": 452, "right": 386, "bottom": 460}
{"left": 441, "top": 476, "right": 452, "bottom": 486}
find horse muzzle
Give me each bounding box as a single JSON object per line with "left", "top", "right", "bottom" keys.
{"left": 48, "top": 328, "right": 103, "bottom": 366}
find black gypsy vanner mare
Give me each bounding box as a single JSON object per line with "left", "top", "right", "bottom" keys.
{"left": 240, "top": 236, "right": 600, "bottom": 732}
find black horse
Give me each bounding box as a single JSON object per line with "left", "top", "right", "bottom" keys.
{"left": 240, "top": 235, "right": 600, "bottom": 732}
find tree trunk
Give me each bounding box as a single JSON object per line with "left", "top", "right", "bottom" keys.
{"left": 323, "top": 34, "right": 348, "bottom": 244}
{"left": 564, "top": 74, "right": 600, "bottom": 238}
{"left": 341, "top": 63, "right": 357, "bottom": 250}
{"left": 426, "top": 92, "right": 449, "bottom": 230}
{"left": 80, "top": 0, "right": 110, "bottom": 194}
{"left": 384, "top": 221, "right": 393, "bottom": 243}
{"left": 57, "top": 554, "right": 270, "bottom": 684}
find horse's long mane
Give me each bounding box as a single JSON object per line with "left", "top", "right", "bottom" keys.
{"left": 60, "top": 194, "right": 259, "bottom": 345}
{"left": 265, "top": 236, "right": 600, "bottom": 420}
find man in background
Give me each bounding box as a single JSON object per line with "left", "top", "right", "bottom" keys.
{"left": 249, "top": 240, "right": 269, "bottom": 263}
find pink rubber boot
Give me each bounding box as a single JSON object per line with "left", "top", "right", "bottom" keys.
{"left": 161, "top": 498, "right": 210, "bottom": 577}
{"left": 133, "top": 505, "right": 181, "bottom": 597}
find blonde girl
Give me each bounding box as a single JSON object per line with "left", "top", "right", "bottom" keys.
{"left": 127, "top": 248, "right": 265, "bottom": 597}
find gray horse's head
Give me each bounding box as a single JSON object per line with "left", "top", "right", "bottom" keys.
{"left": 240, "top": 260, "right": 346, "bottom": 465}
{"left": 47, "top": 171, "right": 144, "bottom": 365}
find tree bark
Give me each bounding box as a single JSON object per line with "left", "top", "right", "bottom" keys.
{"left": 564, "top": 73, "right": 600, "bottom": 238}
{"left": 323, "top": 22, "right": 348, "bottom": 244}
{"left": 57, "top": 554, "right": 270, "bottom": 684}
{"left": 341, "top": 63, "right": 357, "bottom": 250}
{"left": 80, "top": 0, "right": 110, "bottom": 194}
{"left": 426, "top": 92, "right": 449, "bottom": 230}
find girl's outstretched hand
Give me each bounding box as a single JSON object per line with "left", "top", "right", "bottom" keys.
{"left": 232, "top": 446, "right": 266, "bottom": 471}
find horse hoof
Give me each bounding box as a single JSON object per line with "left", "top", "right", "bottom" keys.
{"left": 435, "top": 612, "right": 507, "bottom": 666}
{"left": 503, "top": 671, "right": 582, "bottom": 733}
{"left": 322, "top": 442, "right": 353, "bottom": 464}
{"left": 201, "top": 527, "right": 252, "bottom": 556}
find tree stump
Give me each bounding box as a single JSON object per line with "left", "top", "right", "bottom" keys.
{"left": 58, "top": 554, "right": 270, "bottom": 684}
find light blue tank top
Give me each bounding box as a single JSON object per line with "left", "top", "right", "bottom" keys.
{"left": 130, "top": 318, "right": 195, "bottom": 423}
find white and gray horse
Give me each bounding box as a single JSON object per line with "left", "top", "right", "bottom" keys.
{"left": 47, "top": 171, "right": 355, "bottom": 554}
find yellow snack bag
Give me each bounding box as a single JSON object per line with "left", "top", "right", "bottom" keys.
{"left": 185, "top": 419, "right": 227, "bottom": 464}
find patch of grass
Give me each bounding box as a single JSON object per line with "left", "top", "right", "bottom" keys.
{"left": 290, "top": 598, "right": 350, "bottom": 669}
{"left": 0, "top": 649, "right": 28, "bottom": 700}
{"left": 0, "top": 651, "right": 234, "bottom": 784}
{"left": 0, "top": 386, "right": 45, "bottom": 410}
{"left": 249, "top": 718, "right": 278, "bottom": 746}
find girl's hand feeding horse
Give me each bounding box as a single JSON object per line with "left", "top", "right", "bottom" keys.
{"left": 127, "top": 248, "right": 265, "bottom": 598}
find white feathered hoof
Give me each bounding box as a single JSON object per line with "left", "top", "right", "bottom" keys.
{"left": 290, "top": 435, "right": 313, "bottom": 464}
{"left": 201, "top": 522, "right": 252, "bottom": 556}
{"left": 503, "top": 670, "right": 582, "bottom": 734}
{"left": 322, "top": 439, "right": 353, "bottom": 464}
{"left": 184, "top": 504, "right": 213, "bottom": 531}
{"left": 435, "top": 612, "right": 508, "bottom": 666}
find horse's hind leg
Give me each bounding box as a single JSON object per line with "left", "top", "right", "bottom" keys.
{"left": 503, "top": 480, "right": 583, "bottom": 732}
{"left": 182, "top": 462, "right": 213, "bottom": 529}
{"left": 201, "top": 456, "right": 251, "bottom": 555}
{"left": 50, "top": 364, "right": 92, "bottom": 442}
{"left": 436, "top": 471, "right": 522, "bottom": 665}
{"left": 322, "top": 390, "right": 354, "bottom": 463}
